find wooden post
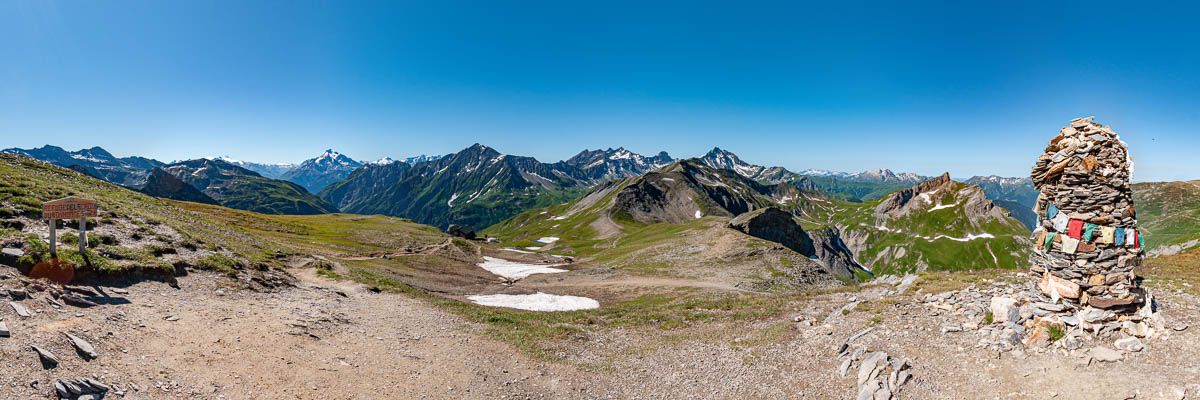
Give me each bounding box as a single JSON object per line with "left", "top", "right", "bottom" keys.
{"left": 79, "top": 217, "right": 87, "bottom": 253}
{"left": 49, "top": 219, "right": 57, "bottom": 257}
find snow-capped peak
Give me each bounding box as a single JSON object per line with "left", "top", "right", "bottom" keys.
{"left": 205, "top": 155, "right": 243, "bottom": 164}
{"left": 370, "top": 157, "right": 397, "bottom": 165}
{"left": 608, "top": 148, "right": 635, "bottom": 160}
{"left": 699, "top": 147, "right": 763, "bottom": 178}
{"left": 799, "top": 169, "right": 851, "bottom": 177}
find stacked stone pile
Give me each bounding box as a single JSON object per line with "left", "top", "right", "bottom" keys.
{"left": 1029, "top": 116, "right": 1144, "bottom": 312}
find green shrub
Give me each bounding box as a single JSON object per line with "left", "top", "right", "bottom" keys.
{"left": 1047, "top": 326, "right": 1065, "bottom": 342}
{"left": 145, "top": 244, "right": 176, "bottom": 257}
{"left": 17, "top": 238, "right": 50, "bottom": 265}
{"left": 60, "top": 233, "right": 80, "bottom": 245}
{"left": 91, "top": 234, "right": 117, "bottom": 246}
{"left": 0, "top": 208, "right": 17, "bottom": 218}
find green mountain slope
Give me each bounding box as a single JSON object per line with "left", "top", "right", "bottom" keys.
{"left": 807, "top": 174, "right": 1032, "bottom": 274}
{"left": 1133, "top": 180, "right": 1200, "bottom": 255}
{"left": 321, "top": 144, "right": 590, "bottom": 230}
{"left": 162, "top": 159, "right": 337, "bottom": 215}
{"left": 135, "top": 167, "right": 218, "bottom": 205}
{"left": 486, "top": 159, "right": 865, "bottom": 284}
{"left": 804, "top": 176, "right": 910, "bottom": 202}
{"left": 490, "top": 167, "right": 1034, "bottom": 282}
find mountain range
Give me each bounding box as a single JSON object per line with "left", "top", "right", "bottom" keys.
{"left": 4, "top": 142, "right": 1195, "bottom": 264}
{"left": 319, "top": 144, "right": 674, "bottom": 230}
{"left": 1, "top": 146, "right": 440, "bottom": 215}
{"left": 160, "top": 159, "right": 338, "bottom": 215}
{"left": 280, "top": 150, "right": 364, "bottom": 194}
{"left": 0, "top": 145, "right": 164, "bottom": 186}
{"left": 485, "top": 159, "right": 1031, "bottom": 280}
{"left": 0, "top": 144, "right": 1069, "bottom": 235}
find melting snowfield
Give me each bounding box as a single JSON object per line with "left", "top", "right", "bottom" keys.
{"left": 476, "top": 256, "right": 568, "bottom": 279}
{"left": 467, "top": 292, "right": 600, "bottom": 311}
{"left": 535, "top": 237, "right": 560, "bottom": 244}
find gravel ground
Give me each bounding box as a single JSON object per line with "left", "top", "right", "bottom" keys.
{"left": 1, "top": 266, "right": 1196, "bottom": 399}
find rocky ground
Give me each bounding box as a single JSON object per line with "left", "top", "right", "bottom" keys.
{"left": 1, "top": 262, "right": 1197, "bottom": 399}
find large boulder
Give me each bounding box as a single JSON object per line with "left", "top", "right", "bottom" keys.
{"left": 0, "top": 247, "right": 23, "bottom": 266}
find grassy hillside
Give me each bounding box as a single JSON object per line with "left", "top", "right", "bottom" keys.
{"left": 0, "top": 154, "right": 282, "bottom": 276}
{"left": 1133, "top": 180, "right": 1200, "bottom": 254}
{"left": 485, "top": 174, "right": 845, "bottom": 290}
{"left": 807, "top": 192, "right": 1030, "bottom": 275}
{"left": 0, "top": 153, "right": 468, "bottom": 293}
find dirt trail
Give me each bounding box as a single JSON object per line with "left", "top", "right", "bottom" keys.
{"left": 0, "top": 268, "right": 613, "bottom": 399}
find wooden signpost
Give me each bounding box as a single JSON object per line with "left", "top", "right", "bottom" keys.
{"left": 43, "top": 197, "right": 98, "bottom": 257}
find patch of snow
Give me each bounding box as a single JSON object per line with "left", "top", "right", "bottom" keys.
{"left": 923, "top": 233, "right": 996, "bottom": 242}
{"left": 467, "top": 292, "right": 599, "bottom": 312}
{"left": 552, "top": 216, "right": 567, "bottom": 220}
{"left": 535, "top": 237, "right": 560, "bottom": 244}
{"left": 70, "top": 154, "right": 104, "bottom": 163}
{"left": 929, "top": 203, "right": 956, "bottom": 211}
{"left": 695, "top": 210, "right": 703, "bottom": 219}
{"left": 476, "top": 256, "right": 566, "bottom": 279}
{"left": 661, "top": 177, "right": 675, "bottom": 182}
{"left": 919, "top": 193, "right": 932, "bottom": 204}
{"left": 874, "top": 222, "right": 899, "bottom": 233}
{"left": 607, "top": 148, "right": 635, "bottom": 160}
{"left": 734, "top": 163, "right": 761, "bottom": 178}
{"left": 525, "top": 246, "right": 545, "bottom": 251}
{"left": 501, "top": 248, "right": 535, "bottom": 254}
{"left": 447, "top": 193, "right": 459, "bottom": 208}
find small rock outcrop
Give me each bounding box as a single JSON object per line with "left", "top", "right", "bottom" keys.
{"left": 729, "top": 208, "right": 815, "bottom": 255}
{"left": 728, "top": 207, "right": 868, "bottom": 281}
{"left": 55, "top": 377, "right": 110, "bottom": 400}
{"left": 445, "top": 224, "right": 477, "bottom": 240}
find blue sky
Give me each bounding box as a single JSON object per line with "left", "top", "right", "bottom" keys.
{"left": 1, "top": 1, "right": 1197, "bottom": 181}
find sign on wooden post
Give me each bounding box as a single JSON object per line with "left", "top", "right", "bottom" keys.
{"left": 42, "top": 197, "right": 98, "bottom": 256}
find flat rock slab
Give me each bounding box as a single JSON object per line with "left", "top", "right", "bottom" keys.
{"left": 9, "top": 302, "right": 31, "bottom": 317}
{"left": 6, "top": 288, "right": 28, "bottom": 299}
{"left": 31, "top": 345, "right": 59, "bottom": 368}
{"left": 64, "top": 332, "right": 98, "bottom": 359}
{"left": 62, "top": 294, "right": 99, "bottom": 308}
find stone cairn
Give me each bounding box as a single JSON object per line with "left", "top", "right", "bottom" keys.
{"left": 1029, "top": 116, "right": 1143, "bottom": 312}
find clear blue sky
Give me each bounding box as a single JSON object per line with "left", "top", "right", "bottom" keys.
{"left": 2, "top": 1, "right": 1197, "bottom": 181}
